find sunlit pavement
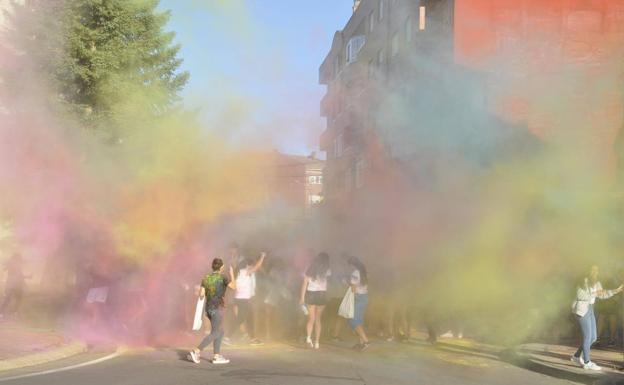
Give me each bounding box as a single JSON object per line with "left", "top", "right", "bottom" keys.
{"left": 0, "top": 339, "right": 610, "bottom": 385}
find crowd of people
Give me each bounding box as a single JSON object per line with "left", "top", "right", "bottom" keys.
{"left": 187, "top": 244, "right": 374, "bottom": 364}
{"left": 4, "top": 244, "right": 624, "bottom": 372}
{"left": 185, "top": 246, "right": 624, "bottom": 370}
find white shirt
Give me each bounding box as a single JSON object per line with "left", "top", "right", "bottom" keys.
{"left": 307, "top": 270, "right": 331, "bottom": 292}
{"left": 350, "top": 269, "right": 368, "bottom": 294}
{"left": 572, "top": 279, "right": 615, "bottom": 316}
{"left": 235, "top": 267, "right": 256, "bottom": 299}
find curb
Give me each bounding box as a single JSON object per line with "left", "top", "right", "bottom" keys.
{"left": 0, "top": 341, "right": 88, "bottom": 372}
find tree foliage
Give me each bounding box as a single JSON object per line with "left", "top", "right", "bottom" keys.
{"left": 5, "top": 0, "right": 189, "bottom": 134}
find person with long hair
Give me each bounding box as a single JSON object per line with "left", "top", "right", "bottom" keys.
{"left": 571, "top": 265, "right": 622, "bottom": 370}
{"left": 299, "top": 252, "right": 331, "bottom": 349}
{"left": 348, "top": 256, "right": 370, "bottom": 351}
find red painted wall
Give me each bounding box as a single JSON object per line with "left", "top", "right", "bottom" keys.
{"left": 454, "top": 0, "right": 624, "bottom": 171}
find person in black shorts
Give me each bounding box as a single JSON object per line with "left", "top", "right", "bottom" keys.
{"left": 299, "top": 252, "right": 331, "bottom": 349}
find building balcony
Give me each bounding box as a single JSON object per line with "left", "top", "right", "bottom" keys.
{"left": 339, "top": 60, "right": 368, "bottom": 96}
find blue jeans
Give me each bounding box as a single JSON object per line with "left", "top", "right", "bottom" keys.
{"left": 574, "top": 305, "right": 597, "bottom": 363}
{"left": 349, "top": 294, "right": 368, "bottom": 329}
{"left": 198, "top": 307, "right": 225, "bottom": 354}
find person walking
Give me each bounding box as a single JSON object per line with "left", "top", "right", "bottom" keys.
{"left": 188, "top": 258, "right": 236, "bottom": 365}
{"left": 348, "top": 256, "right": 370, "bottom": 351}
{"left": 300, "top": 252, "right": 331, "bottom": 349}
{"left": 571, "top": 265, "right": 623, "bottom": 370}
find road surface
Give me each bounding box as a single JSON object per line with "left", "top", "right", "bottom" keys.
{"left": 0, "top": 339, "right": 615, "bottom": 385}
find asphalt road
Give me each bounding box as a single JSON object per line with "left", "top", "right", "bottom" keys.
{"left": 0, "top": 340, "right": 605, "bottom": 385}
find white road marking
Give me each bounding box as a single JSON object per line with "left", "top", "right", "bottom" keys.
{"left": 0, "top": 348, "right": 123, "bottom": 383}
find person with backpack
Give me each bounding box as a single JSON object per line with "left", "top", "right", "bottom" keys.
{"left": 188, "top": 258, "right": 236, "bottom": 365}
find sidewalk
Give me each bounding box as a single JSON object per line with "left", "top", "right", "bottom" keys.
{"left": 0, "top": 319, "right": 87, "bottom": 371}
{"left": 511, "top": 342, "right": 624, "bottom": 384}
{"left": 415, "top": 332, "right": 624, "bottom": 384}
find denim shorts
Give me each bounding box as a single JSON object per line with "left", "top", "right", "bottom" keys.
{"left": 349, "top": 294, "right": 368, "bottom": 329}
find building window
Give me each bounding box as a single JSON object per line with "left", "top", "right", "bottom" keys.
{"left": 379, "top": 0, "right": 385, "bottom": 21}
{"left": 406, "top": 17, "right": 413, "bottom": 42}
{"left": 391, "top": 32, "right": 399, "bottom": 57}
{"left": 334, "top": 133, "right": 344, "bottom": 158}
{"left": 346, "top": 35, "right": 366, "bottom": 65}
{"left": 419, "top": 6, "right": 426, "bottom": 31}
{"left": 308, "top": 175, "right": 323, "bottom": 185}
{"left": 369, "top": 11, "right": 375, "bottom": 32}
{"left": 308, "top": 194, "right": 323, "bottom": 205}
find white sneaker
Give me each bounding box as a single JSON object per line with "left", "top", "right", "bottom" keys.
{"left": 306, "top": 336, "right": 313, "bottom": 348}
{"left": 212, "top": 355, "right": 230, "bottom": 364}
{"left": 314, "top": 342, "right": 320, "bottom": 350}
{"left": 571, "top": 355, "right": 584, "bottom": 366}
{"left": 188, "top": 350, "right": 200, "bottom": 364}
{"left": 440, "top": 331, "right": 454, "bottom": 338}
{"left": 583, "top": 361, "right": 601, "bottom": 371}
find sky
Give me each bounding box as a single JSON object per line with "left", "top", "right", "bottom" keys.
{"left": 159, "top": 0, "right": 353, "bottom": 156}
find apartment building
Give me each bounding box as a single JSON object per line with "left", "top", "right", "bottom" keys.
{"left": 319, "top": 0, "right": 455, "bottom": 214}
{"left": 319, "top": 0, "right": 624, "bottom": 215}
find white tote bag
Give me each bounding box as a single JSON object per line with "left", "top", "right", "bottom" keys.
{"left": 192, "top": 297, "right": 205, "bottom": 331}
{"left": 338, "top": 288, "right": 355, "bottom": 319}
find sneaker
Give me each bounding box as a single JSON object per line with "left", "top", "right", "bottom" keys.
{"left": 222, "top": 337, "right": 233, "bottom": 346}
{"left": 306, "top": 336, "right": 313, "bottom": 348}
{"left": 314, "top": 342, "right": 320, "bottom": 350}
{"left": 352, "top": 343, "right": 363, "bottom": 350}
{"left": 583, "top": 361, "right": 601, "bottom": 371}
{"left": 188, "top": 350, "right": 200, "bottom": 364}
{"left": 250, "top": 338, "right": 264, "bottom": 346}
{"left": 358, "top": 342, "right": 370, "bottom": 351}
{"left": 212, "top": 355, "right": 230, "bottom": 364}
{"left": 571, "top": 355, "right": 585, "bottom": 366}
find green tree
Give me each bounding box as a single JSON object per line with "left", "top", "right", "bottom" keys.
{"left": 5, "top": 0, "right": 189, "bottom": 135}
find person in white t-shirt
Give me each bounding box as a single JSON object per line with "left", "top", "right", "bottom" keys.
{"left": 233, "top": 252, "right": 266, "bottom": 345}
{"left": 299, "top": 252, "right": 331, "bottom": 349}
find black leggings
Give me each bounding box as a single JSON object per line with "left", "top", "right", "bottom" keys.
{"left": 234, "top": 299, "right": 255, "bottom": 338}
